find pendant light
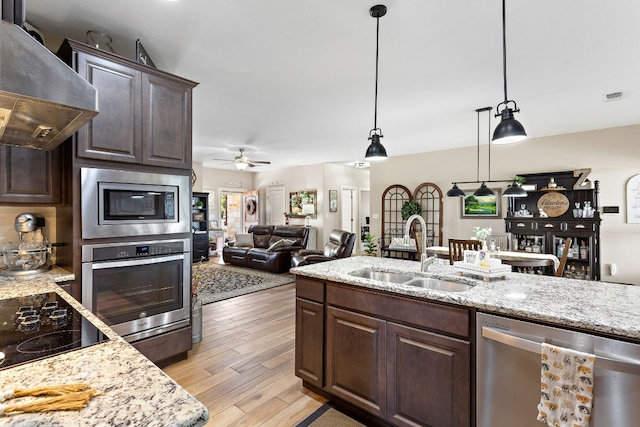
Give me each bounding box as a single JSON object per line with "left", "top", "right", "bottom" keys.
{"left": 365, "top": 5, "right": 388, "bottom": 161}
{"left": 492, "top": 0, "right": 527, "bottom": 144}
{"left": 446, "top": 107, "right": 527, "bottom": 198}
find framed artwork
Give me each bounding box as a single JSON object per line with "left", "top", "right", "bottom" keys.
{"left": 136, "top": 39, "right": 156, "bottom": 68}
{"left": 329, "top": 190, "right": 338, "bottom": 212}
{"left": 289, "top": 190, "right": 317, "bottom": 218}
{"left": 461, "top": 189, "right": 501, "bottom": 218}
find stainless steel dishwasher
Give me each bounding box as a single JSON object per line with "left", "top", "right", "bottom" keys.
{"left": 477, "top": 312, "right": 640, "bottom": 426}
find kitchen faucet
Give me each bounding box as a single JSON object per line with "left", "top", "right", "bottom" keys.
{"left": 404, "top": 214, "right": 436, "bottom": 272}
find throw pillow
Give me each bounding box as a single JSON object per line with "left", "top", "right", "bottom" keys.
{"left": 266, "top": 239, "right": 295, "bottom": 252}
{"left": 235, "top": 233, "right": 254, "bottom": 248}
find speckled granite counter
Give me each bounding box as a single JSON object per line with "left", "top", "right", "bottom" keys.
{"left": 0, "top": 269, "right": 208, "bottom": 427}
{"left": 291, "top": 256, "right": 640, "bottom": 340}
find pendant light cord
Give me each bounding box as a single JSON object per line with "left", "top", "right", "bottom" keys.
{"left": 373, "top": 14, "right": 380, "bottom": 130}
{"left": 476, "top": 109, "right": 480, "bottom": 182}
{"left": 501, "top": 0, "right": 508, "bottom": 103}
{"left": 488, "top": 107, "right": 491, "bottom": 180}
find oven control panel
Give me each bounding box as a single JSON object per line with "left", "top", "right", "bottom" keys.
{"left": 82, "top": 238, "right": 190, "bottom": 262}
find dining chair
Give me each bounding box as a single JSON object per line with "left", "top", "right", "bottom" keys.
{"left": 448, "top": 238, "right": 482, "bottom": 265}
{"left": 555, "top": 237, "right": 572, "bottom": 277}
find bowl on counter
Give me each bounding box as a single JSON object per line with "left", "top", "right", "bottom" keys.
{"left": 1, "top": 242, "right": 51, "bottom": 273}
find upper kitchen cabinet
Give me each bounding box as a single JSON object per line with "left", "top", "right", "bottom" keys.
{"left": 57, "top": 40, "right": 198, "bottom": 170}
{"left": 0, "top": 145, "right": 60, "bottom": 204}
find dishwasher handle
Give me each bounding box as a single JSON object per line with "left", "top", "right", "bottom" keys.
{"left": 482, "top": 326, "right": 640, "bottom": 374}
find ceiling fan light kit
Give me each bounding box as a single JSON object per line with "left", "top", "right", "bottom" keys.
{"left": 213, "top": 148, "right": 271, "bottom": 171}
{"left": 364, "top": 4, "right": 388, "bottom": 161}
{"left": 492, "top": 0, "right": 527, "bottom": 144}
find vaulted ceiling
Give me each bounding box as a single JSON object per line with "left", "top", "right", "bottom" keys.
{"left": 24, "top": 0, "right": 640, "bottom": 171}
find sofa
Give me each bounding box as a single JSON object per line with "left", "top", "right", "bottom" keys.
{"left": 291, "top": 229, "right": 356, "bottom": 267}
{"left": 222, "top": 225, "right": 309, "bottom": 273}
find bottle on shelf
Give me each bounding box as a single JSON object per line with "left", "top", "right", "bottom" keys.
{"left": 580, "top": 241, "right": 588, "bottom": 260}
{"left": 557, "top": 240, "right": 565, "bottom": 258}
{"left": 571, "top": 240, "right": 579, "bottom": 259}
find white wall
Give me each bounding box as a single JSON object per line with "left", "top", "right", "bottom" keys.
{"left": 369, "top": 124, "right": 640, "bottom": 285}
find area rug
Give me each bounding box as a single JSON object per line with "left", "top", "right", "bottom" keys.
{"left": 193, "top": 263, "right": 295, "bottom": 304}
{"left": 296, "top": 404, "right": 366, "bottom": 427}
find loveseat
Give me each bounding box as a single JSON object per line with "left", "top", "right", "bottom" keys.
{"left": 222, "top": 225, "right": 309, "bottom": 273}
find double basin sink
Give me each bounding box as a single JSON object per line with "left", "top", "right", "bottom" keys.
{"left": 349, "top": 269, "right": 473, "bottom": 292}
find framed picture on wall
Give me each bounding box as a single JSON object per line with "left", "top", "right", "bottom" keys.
{"left": 329, "top": 190, "right": 338, "bottom": 212}
{"left": 461, "top": 189, "right": 501, "bottom": 218}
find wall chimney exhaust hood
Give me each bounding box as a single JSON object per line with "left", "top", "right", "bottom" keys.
{"left": 0, "top": 19, "right": 98, "bottom": 150}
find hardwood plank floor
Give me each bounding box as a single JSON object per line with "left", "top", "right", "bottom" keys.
{"left": 163, "top": 280, "right": 326, "bottom": 426}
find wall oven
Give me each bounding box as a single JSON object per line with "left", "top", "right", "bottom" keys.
{"left": 81, "top": 238, "right": 191, "bottom": 342}
{"left": 81, "top": 167, "right": 190, "bottom": 239}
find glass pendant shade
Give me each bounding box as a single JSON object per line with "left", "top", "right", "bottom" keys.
{"left": 235, "top": 162, "right": 249, "bottom": 171}
{"left": 503, "top": 182, "right": 528, "bottom": 197}
{"left": 446, "top": 183, "right": 466, "bottom": 197}
{"left": 473, "top": 182, "right": 495, "bottom": 197}
{"left": 365, "top": 133, "right": 387, "bottom": 160}
{"left": 492, "top": 107, "right": 527, "bottom": 144}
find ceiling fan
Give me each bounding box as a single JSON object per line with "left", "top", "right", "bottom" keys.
{"left": 213, "top": 148, "right": 271, "bottom": 171}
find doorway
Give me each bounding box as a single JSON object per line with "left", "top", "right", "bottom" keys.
{"left": 220, "top": 190, "right": 243, "bottom": 242}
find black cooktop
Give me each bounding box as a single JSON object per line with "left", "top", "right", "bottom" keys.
{"left": 0, "top": 292, "right": 109, "bottom": 370}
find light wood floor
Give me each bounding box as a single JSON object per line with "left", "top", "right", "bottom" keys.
{"left": 163, "top": 274, "right": 327, "bottom": 426}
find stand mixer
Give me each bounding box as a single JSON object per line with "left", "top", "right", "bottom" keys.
{"left": 1, "top": 213, "right": 52, "bottom": 275}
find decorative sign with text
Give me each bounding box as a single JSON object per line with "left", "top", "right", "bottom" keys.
{"left": 537, "top": 192, "right": 570, "bottom": 217}
{"left": 626, "top": 174, "right": 640, "bottom": 224}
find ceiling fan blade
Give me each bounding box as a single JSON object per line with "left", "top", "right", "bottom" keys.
{"left": 212, "top": 158, "right": 233, "bottom": 162}
{"left": 250, "top": 160, "right": 271, "bottom": 164}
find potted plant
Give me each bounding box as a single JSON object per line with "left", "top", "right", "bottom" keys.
{"left": 363, "top": 233, "right": 378, "bottom": 256}
{"left": 401, "top": 201, "right": 421, "bottom": 220}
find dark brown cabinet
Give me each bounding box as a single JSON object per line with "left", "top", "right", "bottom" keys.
{"left": 192, "top": 192, "right": 209, "bottom": 262}
{"left": 295, "top": 277, "right": 325, "bottom": 389}
{"left": 58, "top": 40, "right": 196, "bottom": 169}
{"left": 386, "top": 322, "right": 470, "bottom": 427}
{"left": 326, "top": 306, "right": 387, "bottom": 418}
{"left": 505, "top": 171, "right": 601, "bottom": 280}
{"left": 0, "top": 145, "right": 60, "bottom": 204}
{"left": 295, "top": 277, "right": 472, "bottom": 427}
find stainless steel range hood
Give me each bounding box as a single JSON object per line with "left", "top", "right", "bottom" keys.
{"left": 0, "top": 19, "right": 98, "bottom": 150}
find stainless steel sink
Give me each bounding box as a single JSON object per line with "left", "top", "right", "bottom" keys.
{"left": 349, "top": 270, "right": 413, "bottom": 284}
{"left": 404, "top": 277, "right": 473, "bottom": 292}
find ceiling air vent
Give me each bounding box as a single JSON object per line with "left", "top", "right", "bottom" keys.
{"left": 604, "top": 91, "right": 624, "bottom": 102}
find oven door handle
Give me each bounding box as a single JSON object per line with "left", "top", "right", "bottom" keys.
{"left": 89, "top": 254, "right": 185, "bottom": 270}
{"left": 482, "top": 326, "right": 640, "bottom": 374}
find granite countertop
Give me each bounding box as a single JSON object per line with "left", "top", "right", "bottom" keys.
{"left": 0, "top": 268, "right": 208, "bottom": 427}
{"left": 291, "top": 256, "right": 640, "bottom": 340}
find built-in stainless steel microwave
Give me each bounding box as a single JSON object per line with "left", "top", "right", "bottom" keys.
{"left": 81, "top": 167, "right": 190, "bottom": 239}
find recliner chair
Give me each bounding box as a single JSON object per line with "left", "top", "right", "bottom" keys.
{"left": 291, "top": 229, "right": 356, "bottom": 267}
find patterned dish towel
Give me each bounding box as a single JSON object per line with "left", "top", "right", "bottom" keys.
{"left": 537, "top": 343, "right": 595, "bottom": 427}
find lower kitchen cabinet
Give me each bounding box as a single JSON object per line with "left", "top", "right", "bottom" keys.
{"left": 295, "top": 298, "right": 325, "bottom": 388}
{"left": 295, "top": 277, "right": 325, "bottom": 388}
{"left": 386, "top": 322, "right": 470, "bottom": 427}
{"left": 295, "top": 277, "right": 472, "bottom": 427}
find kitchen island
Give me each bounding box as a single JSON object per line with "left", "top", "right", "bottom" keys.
{"left": 291, "top": 256, "right": 640, "bottom": 427}
{"left": 0, "top": 268, "right": 208, "bottom": 427}
{"left": 292, "top": 256, "right": 640, "bottom": 339}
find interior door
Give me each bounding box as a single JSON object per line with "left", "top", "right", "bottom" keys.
{"left": 341, "top": 187, "right": 356, "bottom": 233}
{"left": 267, "top": 185, "right": 285, "bottom": 225}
